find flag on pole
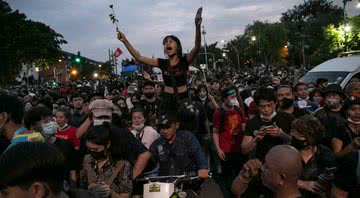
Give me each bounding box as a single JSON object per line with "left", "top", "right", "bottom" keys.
{"left": 114, "top": 48, "right": 122, "bottom": 58}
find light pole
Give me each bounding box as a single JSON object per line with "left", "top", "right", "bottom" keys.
{"left": 198, "top": 53, "right": 215, "bottom": 69}
{"left": 202, "top": 25, "right": 209, "bottom": 70}
{"left": 221, "top": 40, "right": 240, "bottom": 69}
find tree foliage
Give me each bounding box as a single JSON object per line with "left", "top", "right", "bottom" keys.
{"left": 0, "top": 0, "right": 66, "bottom": 85}
{"left": 280, "top": 0, "right": 343, "bottom": 66}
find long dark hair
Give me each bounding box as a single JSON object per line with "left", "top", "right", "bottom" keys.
{"left": 162, "top": 35, "right": 183, "bottom": 57}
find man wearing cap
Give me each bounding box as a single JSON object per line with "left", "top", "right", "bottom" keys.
{"left": 77, "top": 99, "right": 152, "bottom": 180}
{"left": 149, "top": 112, "right": 209, "bottom": 178}
{"left": 212, "top": 86, "right": 246, "bottom": 197}
{"left": 314, "top": 84, "right": 347, "bottom": 147}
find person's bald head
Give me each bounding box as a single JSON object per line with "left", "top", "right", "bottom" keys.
{"left": 261, "top": 145, "right": 302, "bottom": 192}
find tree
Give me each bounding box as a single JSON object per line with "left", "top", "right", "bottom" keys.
{"left": 0, "top": 0, "right": 66, "bottom": 85}
{"left": 243, "top": 21, "right": 288, "bottom": 65}
{"left": 281, "top": 0, "right": 343, "bottom": 66}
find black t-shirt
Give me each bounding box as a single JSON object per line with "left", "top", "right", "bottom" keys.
{"left": 158, "top": 56, "right": 189, "bottom": 87}
{"left": 109, "top": 126, "right": 148, "bottom": 164}
{"left": 292, "top": 107, "right": 309, "bottom": 118}
{"left": 334, "top": 125, "right": 360, "bottom": 149}
{"left": 0, "top": 135, "right": 10, "bottom": 156}
{"left": 53, "top": 138, "right": 79, "bottom": 182}
{"left": 244, "top": 112, "right": 295, "bottom": 161}
{"left": 333, "top": 151, "right": 360, "bottom": 197}
{"left": 140, "top": 98, "right": 161, "bottom": 127}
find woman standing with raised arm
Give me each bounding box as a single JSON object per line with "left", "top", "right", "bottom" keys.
{"left": 117, "top": 7, "right": 203, "bottom": 113}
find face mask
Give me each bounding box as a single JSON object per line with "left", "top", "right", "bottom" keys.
{"left": 291, "top": 137, "right": 308, "bottom": 150}
{"left": 132, "top": 123, "right": 145, "bottom": 131}
{"left": 93, "top": 119, "right": 111, "bottom": 126}
{"left": 260, "top": 111, "right": 277, "bottom": 121}
{"left": 200, "top": 96, "right": 207, "bottom": 101}
{"left": 326, "top": 98, "right": 340, "bottom": 108}
{"left": 42, "top": 121, "right": 57, "bottom": 135}
{"left": 348, "top": 118, "right": 360, "bottom": 125}
{"left": 90, "top": 150, "right": 107, "bottom": 160}
{"left": 229, "top": 99, "right": 240, "bottom": 107}
{"left": 280, "top": 98, "right": 294, "bottom": 109}
{"left": 58, "top": 123, "right": 68, "bottom": 130}
{"left": 144, "top": 92, "right": 155, "bottom": 99}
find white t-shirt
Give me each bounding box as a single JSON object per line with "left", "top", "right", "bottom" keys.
{"left": 130, "top": 126, "right": 160, "bottom": 149}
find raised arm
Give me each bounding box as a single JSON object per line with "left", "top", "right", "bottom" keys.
{"left": 117, "top": 30, "right": 158, "bottom": 67}
{"left": 186, "top": 7, "right": 202, "bottom": 64}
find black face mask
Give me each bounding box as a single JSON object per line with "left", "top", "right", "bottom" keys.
{"left": 280, "top": 98, "right": 294, "bottom": 109}
{"left": 291, "top": 137, "right": 308, "bottom": 150}
{"left": 144, "top": 92, "right": 155, "bottom": 99}
{"left": 90, "top": 150, "right": 107, "bottom": 160}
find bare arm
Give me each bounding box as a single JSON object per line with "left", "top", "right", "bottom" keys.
{"left": 111, "top": 192, "right": 130, "bottom": 198}
{"left": 212, "top": 128, "right": 225, "bottom": 161}
{"left": 118, "top": 31, "right": 158, "bottom": 67}
{"left": 76, "top": 118, "right": 92, "bottom": 138}
{"left": 132, "top": 151, "right": 152, "bottom": 179}
{"left": 241, "top": 135, "right": 257, "bottom": 155}
{"left": 331, "top": 185, "right": 348, "bottom": 198}
{"left": 186, "top": 7, "right": 202, "bottom": 64}
{"left": 331, "top": 138, "right": 352, "bottom": 159}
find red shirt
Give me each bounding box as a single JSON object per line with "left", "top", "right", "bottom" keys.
{"left": 213, "top": 108, "right": 246, "bottom": 153}
{"left": 56, "top": 126, "right": 80, "bottom": 149}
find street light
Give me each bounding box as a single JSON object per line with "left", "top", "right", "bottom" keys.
{"left": 221, "top": 40, "right": 241, "bottom": 69}
{"left": 35, "top": 67, "right": 39, "bottom": 72}
{"left": 98, "top": 64, "right": 102, "bottom": 68}
{"left": 251, "top": 36, "right": 257, "bottom": 41}
{"left": 58, "top": 59, "right": 62, "bottom": 62}
{"left": 71, "top": 69, "right": 78, "bottom": 76}
{"left": 93, "top": 72, "right": 99, "bottom": 78}
{"left": 222, "top": 53, "right": 226, "bottom": 57}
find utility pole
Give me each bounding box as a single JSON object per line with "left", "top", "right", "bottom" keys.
{"left": 202, "top": 25, "right": 209, "bottom": 70}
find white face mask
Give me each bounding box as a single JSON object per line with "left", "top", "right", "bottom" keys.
{"left": 58, "top": 123, "right": 68, "bottom": 130}
{"left": 93, "top": 119, "right": 111, "bottom": 126}
{"left": 132, "top": 123, "right": 145, "bottom": 131}
{"left": 348, "top": 118, "right": 360, "bottom": 125}
{"left": 260, "top": 111, "right": 277, "bottom": 121}
{"left": 229, "top": 99, "right": 240, "bottom": 107}
{"left": 42, "top": 121, "right": 57, "bottom": 135}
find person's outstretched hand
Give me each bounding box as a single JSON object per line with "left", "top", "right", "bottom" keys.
{"left": 117, "top": 28, "right": 126, "bottom": 42}
{"left": 195, "top": 7, "right": 202, "bottom": 27}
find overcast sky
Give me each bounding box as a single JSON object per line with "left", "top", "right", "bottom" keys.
{"left": 6, "top": 0, "right": 360, "bottom": 62}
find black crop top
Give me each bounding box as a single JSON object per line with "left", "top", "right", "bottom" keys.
{"left": 157, "top": 56, "right": 189, "bottom": 87}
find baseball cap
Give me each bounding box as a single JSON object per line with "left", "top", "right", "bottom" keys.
{"left": 88, "top": 99, "right": 115, "bottom": 117}
{"left": 158, "top": 113, "right": 178, "bottom": 128}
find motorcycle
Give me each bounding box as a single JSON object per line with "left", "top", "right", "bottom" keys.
{"left": 137, "top": 172, "right": 211, "bottom": 198}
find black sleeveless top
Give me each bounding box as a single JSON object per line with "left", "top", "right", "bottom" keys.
{"left": 157, "top": 56, "right": 189, "bottom": 87}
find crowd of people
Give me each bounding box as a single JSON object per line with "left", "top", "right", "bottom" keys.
{"left": 1, "top": 7, "right": 360, "bottom": 198}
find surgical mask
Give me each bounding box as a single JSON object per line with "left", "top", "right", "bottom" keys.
{"left": 260, "top": 112, "right": 277, "bottom": 121}
{"left": 42, "top": 121, "right": 57, "bottom": 135}
{"left": 348, "top": 118, "right": 360, "bottom": 125}
{"left": 199, "top": 96, "right": 207, "bottom": 101}
{"left": 291, "top": 137, "right": 308, "bottom": 150}
{"left": 132, "top": 123, "right": 145, "bottom": 131}
{"left": 326, "top": 98, "right": 340, "bottom": 108}
{"left": 58, "top": 123, "right": 68, "bottom": 130}
{"left": 93, "top": 119, "right": 111, "bottom": 126}
{"left": 229, "top": 99, "right": 240, "bottom": 107}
